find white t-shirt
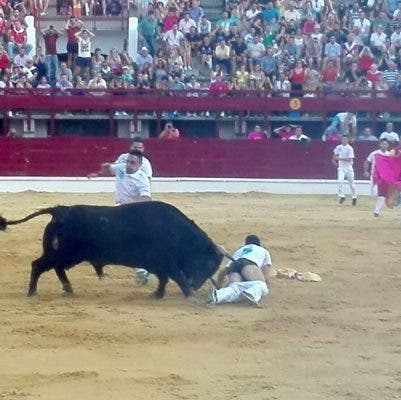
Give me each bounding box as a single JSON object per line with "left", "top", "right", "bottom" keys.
{"left": 231, "top": 244, "right": 272, "bottom": 269}
{"left": 109, "top": 163, "right": 151, "bottom": 204}
{"left": 333, "top": 144, "right": 355, "bottom": 169}
{"left": 78, "top": 37, "right": 91, "bottom": 58}
{"left": 337, "top": 112, "right": 357, "bottom": 127}
{"left": 379, "top": 131, "right": 399, "bottom": 142}
{"left": 115, "top": 153, "right": 153, "bottom": 178}
{"left": 367, "top": 149, "right": 390, "bottom": 170}
{"left": 289, "top": 134, "right": 310, "bottom": 141}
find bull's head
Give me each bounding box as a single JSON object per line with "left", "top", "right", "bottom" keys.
{"left": 187, "top": 244, "right": 224, "bottom": 290}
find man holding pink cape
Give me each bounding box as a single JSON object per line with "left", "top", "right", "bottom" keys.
{"left": 373, "top": 147, "right": 401, "bottom": 208}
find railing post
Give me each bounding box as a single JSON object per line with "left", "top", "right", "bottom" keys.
{"left": 109, "top": 110, "right": 114, "bottom": 136}
{"left": 49, "top": 111, "right": 56, "bottom": 136}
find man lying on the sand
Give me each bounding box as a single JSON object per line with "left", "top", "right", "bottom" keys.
{"left": 207, "top": 235, "right": 272, "bottom": 308}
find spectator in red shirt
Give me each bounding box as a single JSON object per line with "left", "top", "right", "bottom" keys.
{"left": 65, "top": 16, "right": 82, "bottom": 69}
{"left": 321, "top": 59, "right": 339, "bottom": 85}
{"left": 209, "top": 73, "right": 228, "bottom": 94}
{"left": 42, "top": 25, "right": 62, "bottom": 82}
{"left": 366, "top": 63, "right": 382, "bottom": 85}
{"left": 290, "top": 60, "right": 307, "bottom": 92}
{"left": 159, "top": 122, "right": 180, "bottom": 139}
{"left": 0, "top": 10, "right": 6, "bottom": 36}
{"left": 358, "top": 46, "right": 375, "bottom": 76}
{"left": 162, "top": 8, "right": 179, "bottom": 33}
{"left": 0, "top": 44, "right": 10, "bottom": 72}
{"left": 7, "top": 21, "right": 32, "bottom": 57}
{"left": 247, "top": 125, "right": 268, "bottom": 140}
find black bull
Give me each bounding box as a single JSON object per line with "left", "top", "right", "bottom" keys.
{"left": 0, "top": 201, "right": 226, "bottom": 298}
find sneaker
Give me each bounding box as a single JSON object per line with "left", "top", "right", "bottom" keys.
{"left": 220, "top": 111, "right": 225, "bottom": 117}
{"left": 241, "top": 292, "right": 262, "bottom": 308}
{"left": 205, "top": 111, "right": 210, "bottom": 117}
{"left": 339, "top": 197, "right": 345, "bottom": 204}
{"left": 374, "top": 212, "right": 379, "bottom": 217}
{"left": 136, "top": 270, "right": 150, "bottom": 285}
{"left": 352, "top": 198, "right": 357, "bottom": 206}
{"left": 207, "top": 288, "right": 218, "bottom": 305}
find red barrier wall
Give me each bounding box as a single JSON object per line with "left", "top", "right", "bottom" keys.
{"left": 0, "top": 138, "right": 378, "bottom": 179}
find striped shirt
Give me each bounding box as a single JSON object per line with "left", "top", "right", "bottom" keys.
{"left": 382, "top": 70, "right": 399, "bottom": 87}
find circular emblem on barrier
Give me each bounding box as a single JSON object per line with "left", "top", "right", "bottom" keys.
{"left": 289, "top": 98, "right": 301, "bottom": 110}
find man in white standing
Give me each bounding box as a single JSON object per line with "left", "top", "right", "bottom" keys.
{"left": 88, "top": 150, "right": 151, "bottom": 283}
{"left": 113, "top": 138, "right": 153, "bottom": 284}
{"left": 332, "top": 135, "right": 358, "bottom": 205}
{"left": 89, "top": 149, "right": 151, "bottom": 204}
{"left": 114, "top": 136, "right": 153, "bottom": 181}
{"left": 207, "top": 235, "right": 271, "bottom": 308}
{"left": 364, "top": 138, "right": 390, "bottom": 217}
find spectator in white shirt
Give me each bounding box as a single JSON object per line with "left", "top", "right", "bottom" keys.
{"left": 370, "top": 25, "right": 387, "bottom": 55}
{"left": 178, "top": 13, "right": 196, "bottom": 34}
{"left": 164, "top": 24, "right": 185, "bottom": 50}
{"left": 379, "top": 122, "right": 400, "bottom": 142}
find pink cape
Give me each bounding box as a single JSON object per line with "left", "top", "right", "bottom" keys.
{"left": 373, "top": 154, "right": 401, "bottom": 201}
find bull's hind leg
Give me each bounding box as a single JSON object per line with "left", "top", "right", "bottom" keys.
{"left": 28, "top": 256, "right": 53, "bottom": 296}
{"left": 54, "top": 268, "right": 73, "bottom": 294}
{"left": 153, "top": 274, "right": 169, "bottom": 299}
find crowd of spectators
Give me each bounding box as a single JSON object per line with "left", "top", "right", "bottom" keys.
{"left": 3, "top": 0, "right": 401, "bottom": 115}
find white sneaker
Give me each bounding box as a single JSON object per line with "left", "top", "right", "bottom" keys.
{"left": 207, "top": 288, "right": 218, "bottom": 305}
{"left": 188, "top": 65, "right": 192, "bottom": 70}
{"left": 205, "top": 111, "right": 210, "bottom": 117}
{"left": 241, "top": 292, "right": 262, "bottom": 308}
{"left": 136, "top": 270, "right": 150, "bottom": 285}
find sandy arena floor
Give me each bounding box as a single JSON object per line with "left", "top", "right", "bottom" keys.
{"left": 0, "top": 192, "right": 400, "bottom": 400}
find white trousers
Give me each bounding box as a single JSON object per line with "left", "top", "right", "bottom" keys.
{"left": 371, "top": 181, "right": 386, "bottom": 214}
{"left": 215, "top": 281, "right": 268, "bottom": 304}
{"left": 338, "top": 167, "right": 356, "bottom": 198}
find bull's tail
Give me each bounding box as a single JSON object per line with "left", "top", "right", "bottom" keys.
{"left": 0, "top": 207, "right": 58, "bottom": 231}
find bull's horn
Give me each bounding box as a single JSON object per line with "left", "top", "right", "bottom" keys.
{"left": 216, "top": 245, "right": 235, "bottom": 261}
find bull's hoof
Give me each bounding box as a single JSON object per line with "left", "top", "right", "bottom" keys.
{"left": 27, "top": 290, "right": 37, "bottom": 297}
{"left": 186, "top": 296, "right": 202, "bottom": 306}
{"left": 151, "top": 290, "right": 164, "bottom": 299}
{"left": 63, "top": 286, "right": 73, "bottom": 294}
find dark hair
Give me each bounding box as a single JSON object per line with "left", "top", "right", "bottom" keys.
{"left": 132, "top": 136, "right": 144, "bottom": 144}
{"left": 380, "top": 138, "right": 389, "bottom": 143}
{"left": 245, "top": 234, "right": 261, "bottom": 246}
{"left": 128, "top": 149, "right": 143, "bottom": 160}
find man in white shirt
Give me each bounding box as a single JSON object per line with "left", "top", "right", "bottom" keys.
{"left": 332, "top": 135, "right": 357, "bottom": 205}
{"left": 364, "top": 138, "right": 390, "bottom": 216}
{"left": 370, "top": 25, "right": 387, "bottom": 54}
{"left": 164, "top": 24, "right": 185, "bottom": 50}
{"left": 288, "top": 126, "right": 311, "bottom": 141}
{"left": 390, "top": 25, "right": 401, "bottom": 48}
{"left": 322, "top": 112, "right": 357, "bottom": 141}
{"left": 379, "top": 122, "right": 400, "bottom": 143}
{"left": 89, "top": 150, "right": 151, "bottom": 204}
{"left": 353, "top": 11, "right": 371, "bottom": 43}
{"left": 88, "top": 150, "right": 152, "bottom": 284}
{"left": 114, "top": 136, "right": 153, "bottom": 180}
{"left": 178, "top": 13, "right": 196, "bottom": 34}
{"left": 207, "top": 235, "right": 272, "bottom": 307}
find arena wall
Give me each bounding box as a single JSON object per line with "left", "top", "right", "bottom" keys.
{"left": 0, "top": 137, "right": 377, "bottom": 179}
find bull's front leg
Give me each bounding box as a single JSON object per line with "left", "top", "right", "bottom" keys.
{"left": 153, "top": 274, "right": 169, "bottom": 299}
